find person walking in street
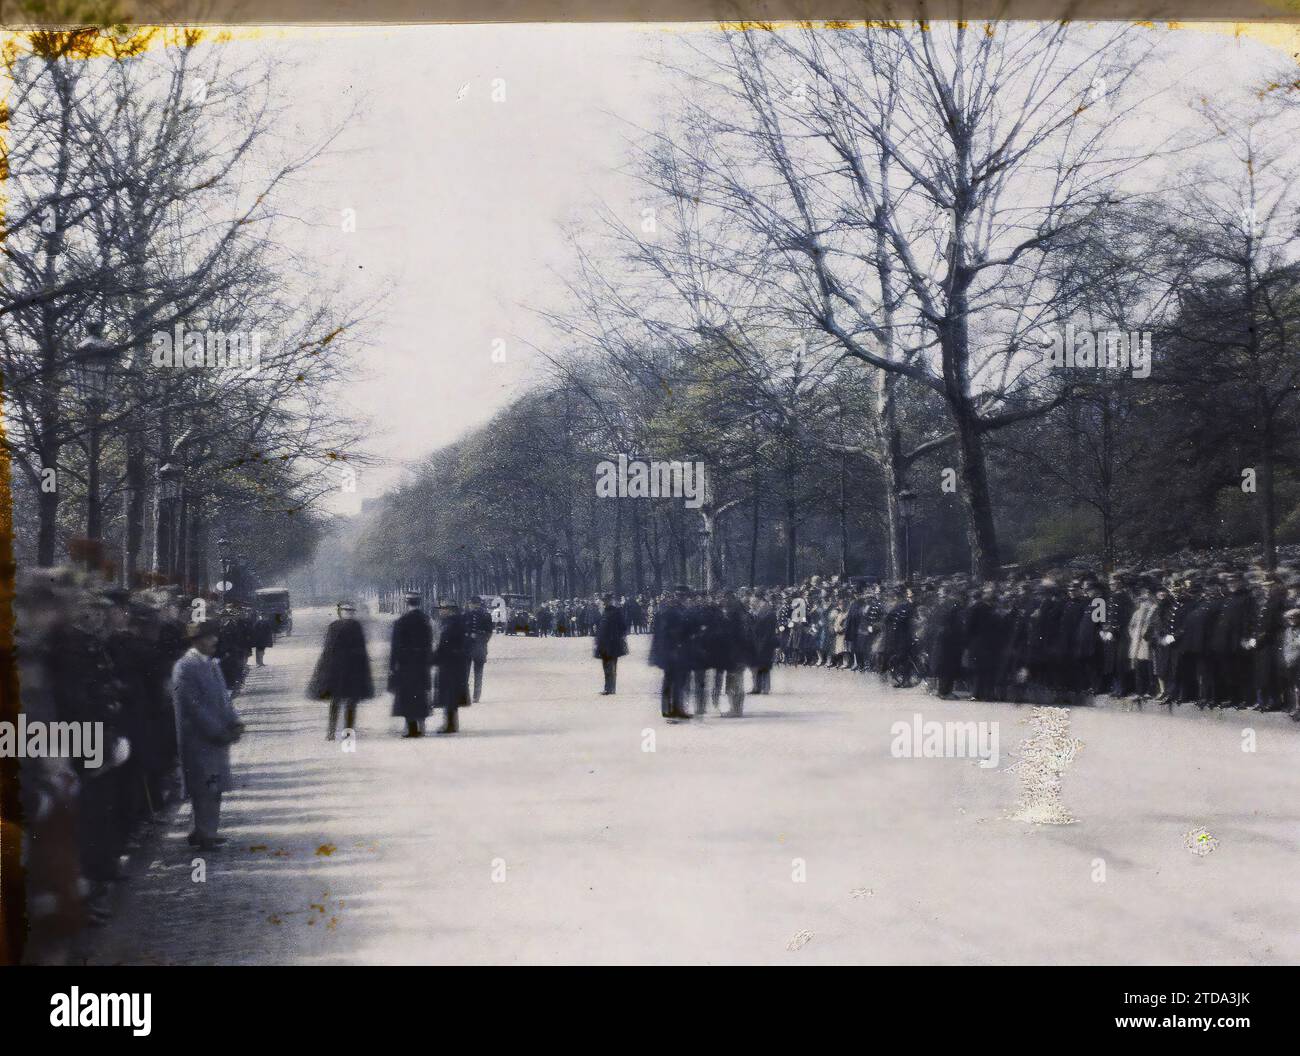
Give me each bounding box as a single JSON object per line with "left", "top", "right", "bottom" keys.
{"left": 172, "top": 620, "right": 244, "bottom": 851}
{"left": 432, "top": 600, "right": 472, "bottom": 733}
{"left": 650, "top": 584, "right": 692, "bottom": 719}
{"left": 252, "top": 611, "right": 275, "bottom": 667}
{"left": 750, "top": 590, "right": 777, "bottom": 694}
{"left": 464, "top": 595, "right": 494, "bottom": 703}
{"left": 389, "top": 592, "right": 434, "bottom": 737}
{"left": 594, "top": 593, "right": 629, "bottom": 694}
{"left": 308, "top": 602, "right": 375, "bottom": 740}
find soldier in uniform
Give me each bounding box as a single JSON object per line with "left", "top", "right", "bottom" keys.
{"left": 464, "top": 595, "right": 495, "bottom": 703}
{"left": 389, "top": 592, "right": 433, "bottom": 737}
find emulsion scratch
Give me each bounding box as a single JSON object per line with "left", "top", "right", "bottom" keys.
{"left": 1008, "top": 707, "right": 1084, "bottom": 825}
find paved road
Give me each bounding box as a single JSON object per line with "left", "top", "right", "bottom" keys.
{"left": 84, "top": 606, "right": 1300, "bottom": 965}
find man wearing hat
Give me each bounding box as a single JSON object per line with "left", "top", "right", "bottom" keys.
{"left": 749, "top": 589, "right": 777, "bottom": 694}
{"left": 464, "top": 595, "right": 495, "bottom": 703}
{"left": 594, "top": 593, "right": 629, "bottom": 694}
{"left": 172, "top": 620, "right": 244, "bottom": 850}
{"left": 431, "top": 600, "right": 471, "bottom": 733}
{"left": 389, "top": 593, "right": 433, "bottom": 737}
{"left": 308, "top": 602, "right": 376, "bottom": 739}
{"left": 649, "top": 584, "right": 692, "bottom": 719}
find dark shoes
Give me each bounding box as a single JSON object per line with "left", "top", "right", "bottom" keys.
{"left": 187, "top": 833, "right": 228, "bottom": 850}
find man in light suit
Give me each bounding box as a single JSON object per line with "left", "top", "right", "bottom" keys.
{"left": 172, "top": 620, "right": 244, "bottom": 850}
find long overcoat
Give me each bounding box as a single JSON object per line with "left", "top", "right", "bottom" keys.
{"left": 172, "top": 648, "right": 242, "bottom": 796}
{"left": 308, "top": 618, "right": 375, "bottom": 701}
{"left": 389, "top": 609, "right": 433, "bottom": 720}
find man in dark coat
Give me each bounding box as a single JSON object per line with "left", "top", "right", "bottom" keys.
{"left": 594, "top": 593, "right": 629, "bottom": 694}
{"left": 1253, "top": 572, "right": 1288, "bottom": 711}
{"left": 687, "top": 592, "right": 724, "bottom": 716}
{"left": 389, "top": 592, "right": 433, "bottom": 737}
{"left": 1102, "top": 574, "right": 1134, "bottom": 697}
{"left": 881, "top": 586, "right": 915, "bottom": 683}
{"left": 717, "top": 589, "right": 752, "bottom": 716}
{"left": 1211, "top": 573, "right": 1255, "bottom": 708}
{"left": 464, "top": 595, "right": 495, "bottom": 703}
{"left": 650, "top": 585, "right": 692, "bottom": 719}
{"left": 857, "top": 584, "right": 886, "bottom": 676}
{"left": 927, "top": 586, "right": 967, "bottom": 699}
{"left": 963, "top": 588, "right": 1002, "bottom": 701}
{"left": 308, "top": 602, "right": 375, "bottom": 739}
{"left": 1026, "top": 580, "right": 1065, "bottom": 697}
{"left": 749, "top": 590, "right": 777, "bottom": 694}
{"left": 431, "top": 600, "right": 471, "bottom": 733}
{"left": 1179, "top": 581, "right": 1217, "bottom": 706}
{"left": 252, "top": 612, "right": 275, "bottom": 666}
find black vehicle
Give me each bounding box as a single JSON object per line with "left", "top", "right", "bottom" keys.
{"left": 253, "top": 587, "right": 293, "bottom": 636}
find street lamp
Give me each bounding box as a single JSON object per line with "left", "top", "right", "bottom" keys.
{"left": 157, "top": 462, "right": 183, "bottom": 580}
{"left": 217, "top": 535, "right": 232, "bottom": 604}
{"left": 74, "top": 323, "right": 123, "bottom": 545}
{"left": 697, "top": 524, "right": 711, "bottom": 592}
{"left": 897, "top": 489, "right": 917, "bottom": 583}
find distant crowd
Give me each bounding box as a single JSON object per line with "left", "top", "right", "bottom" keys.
{"left": 532, "top": 560, "right": 1300, "bottom": 720}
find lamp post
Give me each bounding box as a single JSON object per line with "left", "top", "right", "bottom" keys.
{"left": 898, "top": 489, "right": 917, "bottom": 583}
{"left": 74, "top": 323, "right": 122, "bottom": 543}
{"left": 698, "top": 524, "right": 711, "bottom": 592}
{"left": 217, "top": 535, "right": 232, "bottom": 606}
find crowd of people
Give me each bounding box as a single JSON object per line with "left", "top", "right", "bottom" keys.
{"left": 14, "top": 551, "right": 1300, "bottom": 961}
{"left": 12, "top": 568, "right": 276, "bottom": 963}
{"left": 525, "top": 557, "right": 1300, "bottom": 721}
{"left": 528, "top": 596, "right": 649, "bottom": 636}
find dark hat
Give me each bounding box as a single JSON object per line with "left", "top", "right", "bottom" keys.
{"left": 404, "top": 592, "right": 422, "bottom": 603}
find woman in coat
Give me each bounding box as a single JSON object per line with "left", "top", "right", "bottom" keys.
{"left": 308, "top": 603, "right": 375, "bottom": 739}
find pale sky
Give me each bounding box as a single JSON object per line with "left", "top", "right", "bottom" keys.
{"left": 206, "top": 22, "right": 1297, "bottom": 515}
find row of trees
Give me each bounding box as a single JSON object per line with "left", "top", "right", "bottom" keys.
{"left": 352, "top": 22, "right": 1300, "bottom": 598}
{"left": 2, "top": 26, "right": 372, "bottom": 590}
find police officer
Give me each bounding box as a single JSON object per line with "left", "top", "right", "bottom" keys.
{"left": 464, "top": 595, "right": 495, "bottom": 703}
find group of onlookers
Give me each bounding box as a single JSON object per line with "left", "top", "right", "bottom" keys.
{"left": 608, "top": 559, "right": 1300, "bottom": 719}
{"left": 12, "top": 568, "right": 275, "bottom": 963}
{"left": 532, "top": 595, "right": 650, "bottom": 637}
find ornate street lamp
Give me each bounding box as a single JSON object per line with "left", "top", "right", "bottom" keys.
{"left": 74, "top": 323, "right": 124, "bottom": 544}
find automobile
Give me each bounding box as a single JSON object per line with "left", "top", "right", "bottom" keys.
{"left": 253, "top": 587, "right": 293, "bottom": 636}
{"left": 486, "top": 593, "right": 536, "bottom": 635}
